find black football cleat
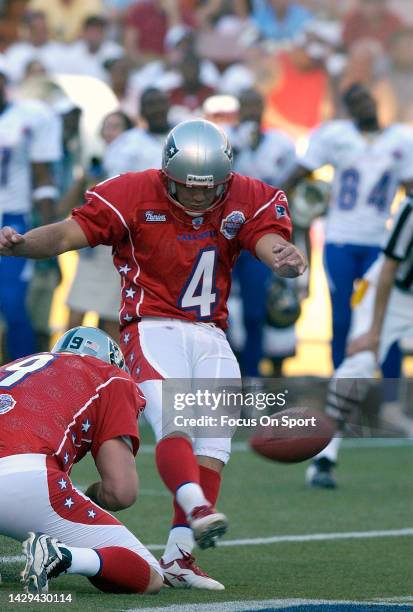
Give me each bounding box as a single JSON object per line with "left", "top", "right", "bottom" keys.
{"left": 306, "top": 457, "right": 337, "bottom": 489}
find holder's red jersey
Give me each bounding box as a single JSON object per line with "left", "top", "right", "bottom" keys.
{"left": 72, "top": 170, "right": 292, "bottom": 329}
{"left": 0, "top": 353, "right": 144, "bottom": 471}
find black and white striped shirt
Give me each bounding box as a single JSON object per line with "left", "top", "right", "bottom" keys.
{"left": 384, "top": 196, "right": 413, "bottom": 293}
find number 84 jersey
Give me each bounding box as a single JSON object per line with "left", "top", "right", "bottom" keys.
{"left": 0, "top": 100, "right": 61, "bottom": 214}
{"left": 72, "top": 169, "right": 292, "bottom": 329}
{"left": 300, "top": 120, "right": 413, "bottom": 246}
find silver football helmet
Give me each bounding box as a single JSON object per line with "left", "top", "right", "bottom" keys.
{"left": 162, "top": 119, "right": 233, "bottom": 211}
{"left": 52, "top": 326, "right": 128, "bottom": 372}
{"left": 266, "top": 276, "right": 301, "bottom": 329}
{"left": 290, "top": 179, "right": 330, "bottom": 229}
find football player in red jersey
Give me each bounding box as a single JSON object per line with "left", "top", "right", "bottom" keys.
{"left": 0, "top": 119, "right": 306, "bottom": 589}
{"left": 0, "top": 326, "right": 163, "bottom": 595}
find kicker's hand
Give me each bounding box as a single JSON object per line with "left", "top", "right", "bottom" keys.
{"left": 0, "top": 226, "right": 25, "bottom": 255}
{"left": 272, "top": 243, "right": 307, "bottom": 278}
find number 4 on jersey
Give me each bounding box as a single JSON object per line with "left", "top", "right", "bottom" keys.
{"left": 179, "top": 248, "right": 218, "bottom": 319}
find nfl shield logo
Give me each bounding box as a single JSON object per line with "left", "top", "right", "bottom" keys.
{"left": 0, "top": 394, "right": 16, "bottom": 415}
{"left": 192, "top": 216, "right": 204, "bottom": 230}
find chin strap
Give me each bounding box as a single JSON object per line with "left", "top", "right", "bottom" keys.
{"left": 166, "top": 179, "right": 228, "bottom": 214}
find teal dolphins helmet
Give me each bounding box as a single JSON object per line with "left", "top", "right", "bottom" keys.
{"left": 162, "top": 119, "right": 233, "bottom": 212}
{"left": 52, "top": 326, "right": 128, "bottom": 372}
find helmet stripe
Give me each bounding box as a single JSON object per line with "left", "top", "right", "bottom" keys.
{"left": 58, "top": 328, "right": 78, "bottom": 351}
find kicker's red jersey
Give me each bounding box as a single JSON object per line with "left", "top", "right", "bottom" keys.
{"left": 0, "top": 353, "right": 144, "bottom": 471}
{"left": 72, "top": 170, "right": 292, "bottom": 329}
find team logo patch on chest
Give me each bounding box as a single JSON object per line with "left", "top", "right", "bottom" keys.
{"left": 0, "top": 393, "right": 16, "bottom": 415}
{"left": 144, "top": 210, "right": 167, "bottom": 223}
{"left": 220, "top": 211, "right": 246, "bottom": 239}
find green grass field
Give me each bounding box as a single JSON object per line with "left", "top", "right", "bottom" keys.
{"left": 1, "top": 429, "right": 412, "bottom": 611}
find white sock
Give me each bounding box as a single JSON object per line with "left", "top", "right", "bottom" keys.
{"left": 175, "top": 482, "right": 209, "bottom": 517}
{"left": 60, "top": 545, "right": 101, "bottom": 577}
{"left": 162, "top": 526, "right": 194, "bottom": 563}
{"left": 315, "top": 436, "right": 342, "bottom": 463}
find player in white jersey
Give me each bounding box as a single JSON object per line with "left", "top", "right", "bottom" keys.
{"left": 306, "top": 194, "right": 413, "bottom": 488}
{"left": 230, "top": 88, "right": 297, "bottom": 377}
{"left": 284, "top": 83, "right": 413, "bottom": 370}
{"left": 104, "top": 87, "right": 172, "bottom": 176}
{"left": 0, "top": 59, "right": 61, "bottom": 361}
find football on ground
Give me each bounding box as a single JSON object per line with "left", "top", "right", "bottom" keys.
{"left": 249, "top": 406, "right": 336, "bottom": 463}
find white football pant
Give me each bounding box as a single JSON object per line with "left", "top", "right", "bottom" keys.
{"left": 124, "top": 318, "right": 241, "bottom": 465}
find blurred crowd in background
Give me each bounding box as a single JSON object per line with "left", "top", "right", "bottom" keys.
{"left": 1, "top": 0, "right": 413, "bottom": 379}
{"left": 2, "top": 0, "right": 413, "bottom": 129}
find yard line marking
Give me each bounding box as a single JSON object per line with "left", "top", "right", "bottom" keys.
{"left": 0, "top": 527, "right": 413, "bottom": 563}
{"left": 124, "top": 597, "right": 413, "bottom": 611}
{"left": 139, "top": 488, "right": 169, "bottom": 497}
{"left": 2, "top": 527, "right": 413, "bottom": 562}
{"left": 373, "top": 596, "right": 413, "bottom": 603}
{"left": 137, "top": 438, "right": 413, "bottom": 454}
{"left": 72, "top": 485, "right": 168, "bottom": 497}
{"left": 0, "top": 555, "right": 23, "bottom": 562}
{"left": 145, "top": 527, "right": 413, "bottom": 550}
